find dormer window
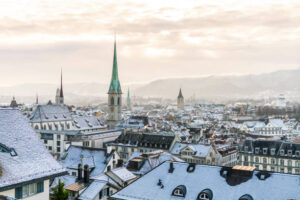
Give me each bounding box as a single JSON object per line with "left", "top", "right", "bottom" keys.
{"left": 197, "top": 189, "right": 213, "bottom": 200}
{"left": 244, "top": 146, "right": 248, "bottom": 152}
{"left": 239, "top": 194, "right": 253, "bottom": 200}
{"left": 263, "top": 148, "right": 268, "bottom": 155}
{"left": 296, "top": 151, "right": 300, "bottom": 157}
{"left": 255, "top": 147, "right": 260, "bottom": 154}
{"left": 172, "top": 185, "right": 186, "bottom": 198}
{"left": 280, "top": 149, "right": 284, "bottom": 156}
{"left": 270, "top": 148, "right": 275, "bottom": 156}
{"left": 288, "top": 150, "right": 292, "bottom": 156}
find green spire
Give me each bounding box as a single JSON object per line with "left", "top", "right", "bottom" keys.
{"left": 127, "top": 88, "right": 131, "bottom": 102}
{"left": 178, "top": 88, "right": 183, "bottom": 98}
{"left": 108, "top": 39, "right": 122, "bottom": 93}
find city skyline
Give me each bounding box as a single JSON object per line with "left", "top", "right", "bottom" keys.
{"left": 0, "top": 0, "right": 299, "bottom": 86}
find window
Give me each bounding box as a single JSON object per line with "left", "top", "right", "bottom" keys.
{"left": 244, "top": 146, "right": 248, "bottom": 152}
{"left": 172, "top": 185, "right": 186, "bottom": 197}
{"left": 255, "top": 147, "right": 260, "bottom": 154}
{"left": 288, "top": 150, "right": 292, "bottom": 156}
{"left": 72, "top": 172, "right": 76, "bottom": 176}
{"left": 239, "top": 194, "right": 253, "bottom": 200}
{"left": 271, "top": 159, "right": 275, "bottom": 164}
{"left": 280, "top": 159, "right": 284, "bottom": 166}
{"left": 57, "top": 147, "right": 61, "bottom": 152}
{"left": 57, "top": 141, "right": 61, "bottom": 146}
{"left": 296, "top": 151, "right": 300, "bottom": 157}
{"left": 263, "top": 148, "right": 268, "bottom": 155}
{"left": 263, "top": 158, "right": 267, "bottom": 164}
{"left": 15, "top": 182, "right": 43, "bottom": 199}
{"left": 288, "top": 160, "right": 292, "bottom": 167}
{"left": 198, "top": 189, "right": 213, "bottom": 200}
{"left": 111, "top": 97, "right": 114, "bottom": 105}
{"left": 117, "top": 97, "right": 121, "bottom": 105}
{"left": 255, "top": 157, "right": 259, "bottom": 163}
{"left": 280, "top": 149, "right": 284, "bottom": 156}
{"left": 44, "top": 140, "right": 47, "bottom": 144}
{"left": 57, "top": 135, "right": 61, "bottom": 140}
{"left": 48, "top": 146, "right": 52, "bottom": 150}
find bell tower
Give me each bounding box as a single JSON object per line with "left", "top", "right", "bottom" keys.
{"left": 177, "top": 88, "right": 184, "bottom": 110}
{"left": 107, "top": 38, "right": 122, "bottom": 129}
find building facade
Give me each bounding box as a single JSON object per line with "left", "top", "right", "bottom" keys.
{"left": 239, "top": 139, "right": 300, "bottom": 174}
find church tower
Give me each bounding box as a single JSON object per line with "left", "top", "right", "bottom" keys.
{"left": 107, "top": 38, "right": 122, "bottom": 129}
{"left": 127, "top": 88, "right": 131, "bottom": 110}
{"left": 177, "top": 88, "right": 184, "bottom": 110}
{"left": 55, "top": 69, "right": 64, "bottom": 104}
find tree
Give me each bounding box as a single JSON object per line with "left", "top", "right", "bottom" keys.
{"left": 52, "top": 179, "right": 69, "bottom": 200}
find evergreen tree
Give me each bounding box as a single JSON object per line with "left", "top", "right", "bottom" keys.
{"left": 52, "top": 179, "right": 69, "bottom": 200}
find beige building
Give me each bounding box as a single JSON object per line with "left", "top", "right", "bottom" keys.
{"left": 239, "top": 139, "right": 300, "bottom": 174}
{"left": 170, "top": 142, "right": 238, "bottom": 167}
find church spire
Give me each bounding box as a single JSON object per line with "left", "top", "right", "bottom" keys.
{"left": 60, "top": 68, "right": 64, "bottom": 98}
{"left": 127, "top": 88, "right": 131, "bottom": 102}
{"left": 178, "top": 88, "right": 183, "bottom": 98}
{"left": 108, "top": 37, "right": 122, "bottom": 94}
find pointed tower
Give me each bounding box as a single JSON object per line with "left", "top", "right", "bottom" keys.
{"left": 55, "top": 69, "right": 64, "bottom": 104}
{"left": 107, "top": 38, "right": 122, "bottom": 129}
{"left": 127, "top": 88, "right": 131, "bottom": 110}
{"left": 36, "top": 94, "right": 39, "bottom": 104}
{"left": 177, "top": 88, "right": 184, "bottom": 110}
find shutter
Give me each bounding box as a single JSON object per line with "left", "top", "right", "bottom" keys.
{"left": 37, "top": 181, "right": 44, "bottom": 193}
{"left": 15, "top": 187, "right": 22, "bottom": 199}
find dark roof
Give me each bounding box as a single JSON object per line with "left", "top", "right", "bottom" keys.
{"left": 241, "top": 139, "right": 300, "bottom": 158}
{"left": 114, "top": 132, "right": 175, "bottom": 150}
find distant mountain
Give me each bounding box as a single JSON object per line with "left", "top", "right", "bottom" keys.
{"left": 1, "top": 69, "right": 299, "bottom": 105}
{"left": 134, "top": 69, "right": 300, "bottom": 101}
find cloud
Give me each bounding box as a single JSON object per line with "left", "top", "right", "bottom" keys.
{"left": 0, "top": 0, "right": 299, "bottom": 86}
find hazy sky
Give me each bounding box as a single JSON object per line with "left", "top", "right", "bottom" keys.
{"left": 0, "top": 0, "right": 299, "bottom": 86}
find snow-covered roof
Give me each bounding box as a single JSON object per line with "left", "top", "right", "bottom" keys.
{"left": 0, "top": 108, "right": 66, "bottom": 190}
{"left": 78, "top": 180, "right": 106, "bottom": 200}
{"left": 72, "top": 115, "right": 106, "bottom": 130}
{"left": 29, "top": 104, "right": 72, "bottom": 122}
{"left": 110, "top": 167, "right": 136, "bottom": 182}
{"left": 112, "top": 161, "right": 300, "bottom": 200}
{"left": 59, "top": 146, "right": 109, "bottom": 177}
{"left": 170, "top": 142, "right": 211, "bottom": 158}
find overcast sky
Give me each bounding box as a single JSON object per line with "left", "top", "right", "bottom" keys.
{"left": 0, "top": 0, "right": 299, "bottom": 86}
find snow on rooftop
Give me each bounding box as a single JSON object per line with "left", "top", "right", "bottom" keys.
{"left": 59, "top": 146, "right": 109, "bottom": 177}
{"left": 171, "top": 142, "right": 211, "bottom": 158}
{"left": 0, "top": 108, "right": 66, "bottom": 189}
{"left": 112, "top": 161, "right": 300, "bottom": 200}
{"left": 111, "top": 167, "right": 136, "bottom": 182}
{"left": 78, "top": 180, "right": 106, "bottom": 200}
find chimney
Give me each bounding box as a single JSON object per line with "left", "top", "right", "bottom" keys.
{"left": 84, "top": 164, "right": 89, "bottom": 183}
{"left": 168, "top": 162, "right": 174, "bottom": 173}
{"left": 78, "top": 164, "right": 82, "bottom": 181}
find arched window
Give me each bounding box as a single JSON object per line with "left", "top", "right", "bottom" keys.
{"left": 118, "top": 97, "right": 121, "bottom": 105}
{"left": 198, "top": 189, "right": 213, "bottom": 200}
{"left": 43, "top": 125, "right": 47, "bottom": 130}
{"left": 172, "top": 185, "right": 186, "bottom": 197}
{"left": 34, "top": 125, "right": 39, "bottom": 130}
{"left": 239, "top": 194, "right": 253, "bottom": 200}
{"left": 111, "top": 97, "right": 114, "bottom": 105}
{"left": 67, "top": 123, "right": 70, "bottom": 129}
{"left": 48, "top": 124, "right": 52, "bottom": 130}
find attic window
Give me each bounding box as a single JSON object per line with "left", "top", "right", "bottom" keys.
{"left": 0, "top": 143, "right": 17, "bottom": 157}
{"left": 263, "top": 148, "right": 267, "bottom": 155}
{"left": 288, "top": 150, "right": 292, "bottom": 156}
{"left": 187, "top": 163, "right": 196, "bottom": 173}
{"left": 280, "top": 149, "right": 284, "bottom": 156}
{"left": 270, "top": 148, "right": 275, "bottom": 156}
{"left": 197, "top": 189, "right": 213, "bottom": 200}
{"left": 255, "top": 147, "right": 260, "bottom": 154}
{"left": 296, "top": 151, "right": 300, "bottom": 157}
{"left": 239, "top": 194, "right": 253, "bottom": 200}
{"left": 172, "top": 185, "right": 186, "bottom": 198}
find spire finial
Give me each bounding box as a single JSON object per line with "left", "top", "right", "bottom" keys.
{"left": 60, "top": 68, "right": 64, "bottom": 98}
